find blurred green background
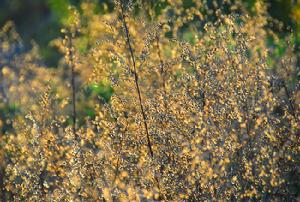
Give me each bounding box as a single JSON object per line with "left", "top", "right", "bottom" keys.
{"left": 0, "top": 0, "right": 299, "bottom": 67}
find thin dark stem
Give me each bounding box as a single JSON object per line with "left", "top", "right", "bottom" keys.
{"left": 69, "top": 36, "right": 77, "bottom": 136}
{"left": 68, "top": 34, "right": 83, "bottom": 201}
{"left": 120, "top": 4, "right": 154, "bottom": 158}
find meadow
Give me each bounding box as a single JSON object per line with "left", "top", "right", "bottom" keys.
{"left": 0, "top": 0, "right": 299, "bottom": 201}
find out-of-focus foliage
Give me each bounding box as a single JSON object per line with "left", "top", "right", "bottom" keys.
{"left": 0, "top": 0, "right": 299, "bottom": 201}
{"left": 1, "top": 0, "right": 300, "bottom": 66}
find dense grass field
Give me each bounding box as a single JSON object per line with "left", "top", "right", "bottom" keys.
{"left": 0, "top": 0, "right": 299, "bottom": 201}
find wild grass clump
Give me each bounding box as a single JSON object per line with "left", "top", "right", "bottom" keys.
{"left": 0, "top": 0, "right": 299, "bottom": 201}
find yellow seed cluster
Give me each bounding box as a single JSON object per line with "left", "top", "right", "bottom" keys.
{"left": 0, "top": 0, "right": 299, "bottom": 201}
